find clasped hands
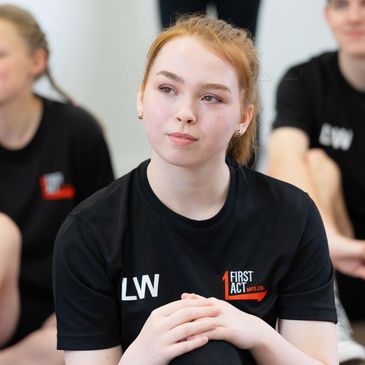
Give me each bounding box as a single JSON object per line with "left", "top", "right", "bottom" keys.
{"left": 120, "top": 293, "right": 263, "bottom": 365}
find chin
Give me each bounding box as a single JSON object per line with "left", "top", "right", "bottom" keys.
{"left": 156, "top": 151, "right": 202, "bottom": 169}
{"left": 346, "top": 49, "right": 365, "bottom": 58}
{"left": 341, "top": 41, "right": 365, "bottom": 58}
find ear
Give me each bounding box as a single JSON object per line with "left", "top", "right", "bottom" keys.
{"left": 136, "top": 88, "right": 143, "bottom": 118}
{"left": 29, "top": 48, "right": 47, "bottom": 79}
{"left": 238, "top": 103, "right": 254, "bottom": 135}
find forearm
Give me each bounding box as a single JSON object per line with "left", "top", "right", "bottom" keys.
{"left": 0, "top": 325, "right": 64, "bottom": 365}
{"left": 251, "top": 321, "right": 336, "bottom": 365}
{"left": 268, "top": 148, "right": 350, "bottom": 243}
{"left": 267, "top": 153, "right": 335, "bottom": 225}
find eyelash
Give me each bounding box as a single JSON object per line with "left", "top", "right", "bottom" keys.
{"left": 159, "top": 85, "right": 176, "bottom": 95}
{"left": 158, "top": 86, "right": 223, "bottom": 104}
{"left": 202, "top": 95, "right": 223, "bottom": 104}
{"left": 332, "top": 0, "right": 348, "bottom": 8}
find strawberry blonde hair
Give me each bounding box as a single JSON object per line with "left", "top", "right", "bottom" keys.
{"left": 140, "top": 15, "right": 260, "bottom": 165}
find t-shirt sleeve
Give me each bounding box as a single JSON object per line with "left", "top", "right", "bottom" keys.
{"left": 272, "top": 65, "right": 315, "bottom": 137}
{"left": 53, "top": 215, "right": 121, "bottom": 350}
{"left": 277, "top": 196, "right": 337, "bottom": 323}
{"left": 69, "top": 107, "right": 115, "bottom": 203}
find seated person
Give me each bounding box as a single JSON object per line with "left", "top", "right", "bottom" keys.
{"left": 0, "top": 5, "right": 114, "bottom": 364}
{"left": 267, "top": 0, "right": 365, "bottom": 363}
{"left": 53, "top": 15, "right": 337, "bottom": 365}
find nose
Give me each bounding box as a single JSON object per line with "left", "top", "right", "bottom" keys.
{"left": 175, "top": 96, "right": 197, "bottom": 124}
{"left": 347, "top": 2, "right": 364, "bottom": 22}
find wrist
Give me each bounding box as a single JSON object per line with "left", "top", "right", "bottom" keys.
{"left": 249, "top": 317, "right": 273, "bottom": 350}
{"left": 120, "top": 342, "right": 164, "bottom": 365}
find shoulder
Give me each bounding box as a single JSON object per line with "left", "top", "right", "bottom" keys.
{"left": 42, "top": 97, "right": 103, "bottom": 137}
{"left": 54, "top": 172, "right": 134, "bottom": 255}
{"left": 69, "top": 160, "right": 147, "bottom": 225}
{"left": 238, "top": 167, "right": 327, "bottom": 260}
{"left": 71, "top": 173, "right": 131, "bottom": 222}
{"left": 281, "top": 51, "right": 338, "bottom": 82}
{"left": 239, "top": 166, "right": 313, "bottom": 220}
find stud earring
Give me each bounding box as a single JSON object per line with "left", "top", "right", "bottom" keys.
{"left": 138, "top": 112, "right": 143, "bottom": 120}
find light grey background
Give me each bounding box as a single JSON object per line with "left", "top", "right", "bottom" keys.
{"left": 4, "top": 0, "right": 336, "bottom": 175}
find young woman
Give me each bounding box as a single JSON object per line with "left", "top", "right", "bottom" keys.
{"left": 0, "top": 4, "right": 114, "bottom": 364}
{"left": 53, "top": 16, "right": 337, "bottom": 365}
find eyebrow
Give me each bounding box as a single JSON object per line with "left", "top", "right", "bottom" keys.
{"left": 156, "top": 70, "right": 184, "bottom": 83}
{"left": 156, "top": 70, "right": 232, "bottom": 93}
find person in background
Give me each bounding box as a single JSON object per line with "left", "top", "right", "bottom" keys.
{"left": 158, "top": 0, "right": 261, "bottom": 40}
{"left": 53, "top": 15, "right": 337, "bottom": 365}
{"left": 267, "top": 0, "right": 365, "bottom": 363}
{"left": 0, "top": 4, "right": 114, "bottom": 364}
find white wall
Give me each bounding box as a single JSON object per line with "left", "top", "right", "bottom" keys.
{"left": 4, "top": 0, "right": 336, "bottom": 176}
{"left": 257, "top": 0, "right": 336, "bottom": 169}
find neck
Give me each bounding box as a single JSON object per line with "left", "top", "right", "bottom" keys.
{"left": 147, "top": 153, "right": 231, "bottom": 220}
{"left": 0, "top": 91, "right": 42, "bottom": 150}
{"left": 339, "top": 51, "right": 365, "bottom": 92}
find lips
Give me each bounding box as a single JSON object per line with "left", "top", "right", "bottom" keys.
{"left": 167, "top": 132, "right": 198, "bottom": 146}
{"left": 169, "top": 132, "right": 197, "bottom": 140}
{"left": 346, "top": 30, "right": 365, "bottom": 37}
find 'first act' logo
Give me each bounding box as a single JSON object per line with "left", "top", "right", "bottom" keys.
{"left": 39, "top": 172, "right": 75, "bottom": 200}
{"left": 223, "top": 271, "right": 267, "bottom": 302}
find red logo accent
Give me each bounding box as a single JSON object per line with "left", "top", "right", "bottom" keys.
{"left": 222, "top": 271, "right": 267, "bottom": 302}
{"left": 39, "top": 175, "right": 75, "bottom": 200}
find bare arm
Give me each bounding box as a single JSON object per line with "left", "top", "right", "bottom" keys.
{"left": 63, "top": 298, "right": 219, "bottom": 365}
{"left": 181, "top": 294, "right": 337, "bottom": 365}
{"left": 251, "top": 319, "right": 337, "bottom": 365}
{"left": 267, "top": 128, "right": 322, "bottom": 209}
{"left": 267, "top": 127, "right": 365, "bottom": 279}
{"left": 0, "top": 314, "right": 64, "bottom": 365}
{"left": 65, "top": 346, "right": 122, "bottom": 365}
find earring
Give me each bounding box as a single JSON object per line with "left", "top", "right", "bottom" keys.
{"left": 235, "top": 128, "right": 241, "bottom": 136}
{"left": 138, "top": 112, "right": 143, "bottom": 120}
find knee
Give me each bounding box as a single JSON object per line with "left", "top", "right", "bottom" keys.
{"left": 0, "top": 213, "right": 22, "bottom": 274}
{"left": 170, "top": 340, "right": 247, "bottom": 365}
{"left": 305, "top": 149, "right": 341, "bottom": 182}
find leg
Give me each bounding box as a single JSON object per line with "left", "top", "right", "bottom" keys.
{"left": 215, "top": 0, "right": 261, "bottom": 38}
{"left": 158, "top": 0, "right": 208, "bottom": 28}
{"left": 0, "top": 213, "right": 21, "bottom": 347}
{"left": 0, "top": 313, "right": 64, "bottom": 365}
{"left": 306, "top": 149, "right": 353, "bottom": 237}
{"left": 170, "top": 340, "right": 254, "bottom": 364}
{"left": 305, "top": 150, "right": 365, "bottom": 363}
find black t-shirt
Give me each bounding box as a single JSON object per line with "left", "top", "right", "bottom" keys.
{"left": 272, "top": 51, "right": 365, "bottom": 320}
{"left": 0, "top": 96, "right": 114, "bottom": 343}
{"left": 272, "top": 51, "right": 365, "bottom": 239}
{"left": 53, "top": 160, "right": 336, "bottom": 359}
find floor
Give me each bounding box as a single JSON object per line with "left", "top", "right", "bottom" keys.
{"left": 344, "top": 322, "right": 365, "bottom": 365}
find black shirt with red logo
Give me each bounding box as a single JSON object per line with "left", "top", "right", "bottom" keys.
{"left": 0, "top": 96, "right": 114, "bottom": 344}
{"left": 272, "top": 51, "right": 365, "bottom": 320}
{"left": 53, "top": 160, "right": 337, "bottom": 361}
